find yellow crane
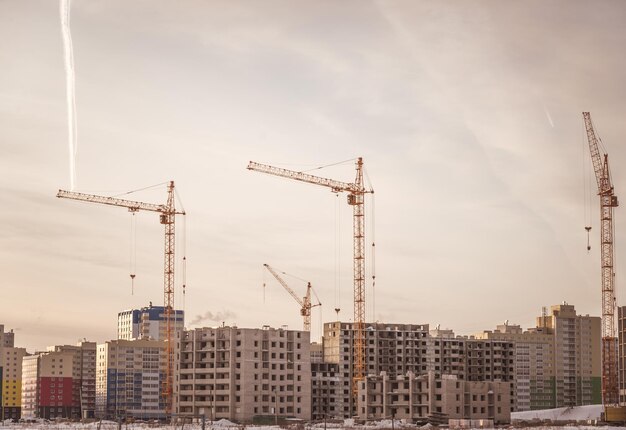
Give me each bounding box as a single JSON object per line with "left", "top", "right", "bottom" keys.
{"left": 263, "top": 263, "right": 321, "bottom": 331}
{"left": 248, "top": 158, "right": 373, "bottom": 400}
{"left": 583, "top": 113, "right": 620, "bottom": 408}
{"left": 57, "top": 181, "right": 185, "bottom": 416}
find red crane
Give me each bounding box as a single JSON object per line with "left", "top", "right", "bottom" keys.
{"left": 583, "top": 112, "right": 619, "bottom": 406}
{"left": 57, "top": 181, "right": 185, "bottom": 415}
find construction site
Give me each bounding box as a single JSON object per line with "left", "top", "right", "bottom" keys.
{"left": 3, "top": 1, "right": 626, "bottom": 429}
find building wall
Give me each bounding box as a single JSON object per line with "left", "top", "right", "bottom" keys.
{"left": 323, "top": 322, "right": 430, "bottom": 416}
{"left": 475, "top": 324, "right": 553, "bottom": 411}
{"left": 96, "top": 339, "right": 166, "bottom": 420}
{"left": 21, "top": 356, "right": 39, "bottom": 419}
{"left": 1, "top": 345, "right": 27, "bottom": 420}
{"left": 323, "top": 322, "right": 513, "bottom": 418}
{"left": 476, "top": 303, "right": 601, "bottom": 411}
{"left": 311, "top": 362, "right": 340, "bottom": 420}
{"left": 47, "top": 342, "right": 97, "bottom": 418}
{"left": 538, "top": 304, "right": 601, "bottom": 407}
{"left": 358, "top": 372, "right": 511, "bottom": 424}
{"left": 117, "top": 305, "right": 184, "bottom": 341}
{"left": 0, "top": 325, "right": 15, "bottom": 348}
{"left": 176, "top": 326, "right": 311, "bottom": 423}
{"left": 20, "top": 351, "right": 79, "bottom": 420}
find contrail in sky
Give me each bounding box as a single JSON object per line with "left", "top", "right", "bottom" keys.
{"left": 543, "top": 105, "right": 555, "bottom": 128}
{"left": 60, "top": 0, "right": 77, "bottom": 190}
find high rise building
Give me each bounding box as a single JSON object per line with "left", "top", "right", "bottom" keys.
{"left": 476, "top": 303, "right": 601, "bottom": 410}
{"left": 21, "top": 351, "right": 77, "bottom": 419}
{"left": 323, "top": 322, "right": 430, "bottom": 416}
{"left": 117, "top": 303, "right": 184, "bottom": 341}
{"left": 0, "top": 325, "right": 27, "bottom": 420}
{"left": 176, "top": 325, "right": 311, "bottom": 422}
{"left": 475, "top": 323, "right": 553, "bottom": 411}
{"left": 46, "top": 342, "right": 97, "bottom": 418}
{"left": 95, "top": 339, "right": 167, "bottom": 420}
{"left": 323, "top": 322, "right": 515, "bottom": 418}
{"left": 20, "top": 341, "right": 95, "bottom": 420}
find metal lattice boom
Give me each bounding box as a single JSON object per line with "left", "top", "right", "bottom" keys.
{"left": 583, "top": 112, "right": 619, "bottom": 406}
{"left": 57, "top": 181, "right": 185, "bottom": 416}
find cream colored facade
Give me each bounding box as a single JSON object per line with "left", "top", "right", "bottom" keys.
{"left": 1, "top": 341, "right": 27, "bottom": 420}
{"left": 358, "top": 371, "right": 511, "bottom": 424}
{"left": 46, "top": 342, "right": 97, "bottom": 418}
{"left": 476, "top": 303, "right": 601, "bottom": 410}
{"left": 176, "top": 326, "right": 311, "bottom": 423}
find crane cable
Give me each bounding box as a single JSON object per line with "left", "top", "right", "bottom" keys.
{"left": 129, "top": 212, "right": 137, "bottom": 294}
{"left": 334, "top": 193, "right": 341, "bottom": 320}
{"left": 364, "top": 168, "right": 376, "bottom": 323}
{"left": 582, "top": 119, "right": 592, "bottom": 252}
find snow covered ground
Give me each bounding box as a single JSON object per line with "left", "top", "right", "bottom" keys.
{"left": 511, "top": 404, "right": 603, "bottom": 422}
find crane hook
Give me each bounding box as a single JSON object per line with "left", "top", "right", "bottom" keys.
{"left": 585, "top": 226, "right": 592, "bottom": 252}
{"left": 130, "top": 273, "right": 136, "bottom": 295}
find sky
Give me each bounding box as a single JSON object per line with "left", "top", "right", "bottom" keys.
{"left": 2, "top": 1, "right": 626, "bottom": 352}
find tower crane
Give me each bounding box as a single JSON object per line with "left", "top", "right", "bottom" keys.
{"left": 263, "top": 263, "right": 321, "bottom": 331}
{"left": 57, "top": 181, "right": 185, "bottom": 415}
{"left": 248, "top": 158, "right": 373, "bottom": 400}
{"left": 583, "top": 112, "right": 619, "bottom": 406}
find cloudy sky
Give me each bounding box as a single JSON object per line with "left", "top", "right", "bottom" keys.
{"left": 2, "top": 1, "right": 626, "bottom": 351}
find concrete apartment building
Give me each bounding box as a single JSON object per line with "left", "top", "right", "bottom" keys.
{"left": 95, "top": 338, "right": 166, "bottom": 420}
{"left": 311, "top": 362, "right": 340, "bottom": 420}
{"left": 0, "top": 325, "right": 27, "bottom": 420}
{"left": 323, "top": 322, "right": 514, "bottom": 418}
{"left": 118, "top": 303, "right": 184, "bottom": 341}
{"left": 323, "top": 322, "right": 430, "bottom": 416}
{"left": 358, "top": 371, "right": 511, "bottom": 424}
{"left": 21, "top": 350, "right": 77, "bottom": 419}
{"left": 176, "top": 325, "right": 311, "bottom": 423}
{"left": 476, "top": 303, "right": 601, "bottom": 410}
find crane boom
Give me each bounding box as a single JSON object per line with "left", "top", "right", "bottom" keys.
{"left": 263, "top": 264, "right": 321, "bottom": 331}
{"left": 583, "top": 112, "right": 619, "bottom": 407}
{"left": 247, "top": 161, "right": 358, "bottom": 193}
{"left": 57, "top": 181, "right": 184, "bottom": 416}
{"left": 264, "top": 264, "right": 304, "bottom": 306}
{"left": 250, "top": 158, "right": 371, "bottom": 409}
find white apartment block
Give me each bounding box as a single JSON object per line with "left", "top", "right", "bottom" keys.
{"left": 118, "top": 304, "right": 184, "bottom": 341}
{"left": 176, "top": 326, "right": 311, "bottom": 423}
{"left": 96, "top": 339, "right": 166, "bottom": 420}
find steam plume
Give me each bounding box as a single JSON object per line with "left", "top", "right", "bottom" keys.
{"left": 191, "top": 310, "right": 237, "bottom": 326}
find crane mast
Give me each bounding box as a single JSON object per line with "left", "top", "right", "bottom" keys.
{"left": 263, "top": 264, "right": 320, "bottom": 331}
{"left": 249, "top": 158, "right": 372, "bottom": 402}
{"left": 57, "top": 181, "right": 184, "bottom": 416}
{"left": 583, "top": 112, "right": 619, "bottom": 406}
